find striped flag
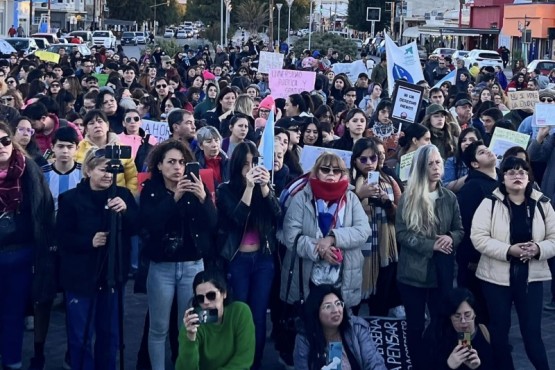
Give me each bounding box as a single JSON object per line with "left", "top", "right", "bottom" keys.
{"left": 258, "top": 107, "right": 275, "bottom": 171}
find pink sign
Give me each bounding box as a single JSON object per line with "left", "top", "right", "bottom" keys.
{"left": 269, "top": 69, "right": 317, "bottom": 99}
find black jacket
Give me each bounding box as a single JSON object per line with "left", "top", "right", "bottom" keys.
{"left": 216, "top": 182, "right": 281, "bottom": 261}
{"left": 456, "top": 169, "right": 499, "bottom": 269}
{"left": 139, "top": 177, "right": 218, "bottom": 264}
{"left": 57, "top": 180, "right": 138, "bottom": 296}
{"left": 194, "top": 149, "right": 230, "bottom": 186}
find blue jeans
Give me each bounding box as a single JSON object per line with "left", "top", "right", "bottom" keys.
{"left": 65, "top": 289, "right": 120, "bottom": 370}
{"left": 0, "top": 247, "right": 33, "bottom": 369}
{"left": 147, "top": 259, "right": 204, "bottom": 370}
{"left": 227, "top": 251, "right": 274, "bottom": 370}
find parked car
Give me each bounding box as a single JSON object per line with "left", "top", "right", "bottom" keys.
{"left": 135, "top": 31, "right": 147, "bottom": 44}
{"left": 163, "top": 29, "right": 174, "bottom": 38}
{"left": 91, "top": 30, "right": 117, "bottom": 48}
{"left": 33, "top": 38, "right": 51, "bottom": 50}
{"left": 31, "top": 33, "right": 60, "bottom": 44}
{"left": 176, "top": 29, "right": 188, "bottom": 39}
{"left": 464, "top": 49, "right": 503, "bottom": 69}
{"left": 296, "top": 29, "right": 310, "bottom": 37}
{"left": 3, "top": 37, "right": 38, "bottom": 56}
{"left": 48, "top": 43, "right": 91, "bottom": 57}
{"left": 527, "top": 59, "right": 555, "bottom": 75}
{"left": 184, "top": 27, "right": 194, "bottom": 38}
{"left": 121, "top": 32, "right": 137, "bottom": 46}
{"left": 431, "top": 48, "right": 457, "bottom": 59}
{"left": 452, "top": 50, "right": 469, "bottom": 60}
{"left": 68, "top": 31, "right": 93, "bottom": 46}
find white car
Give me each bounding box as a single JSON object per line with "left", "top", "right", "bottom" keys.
{"left": 464, "top": 49, "right": 503, "bottom": 69}
{"left": 451, "top": 50, "right": 469, "bottom": 61}
{"left": 184, "top": 27, "right": 194, "bottom": 38}
{"left": 431, "top": 48, "right": 457, "bottom": 59}
{"left": 92, "top": 30, "right": 116, "bottom": 48}
{"left": 163, "top": 29, "right": 174, "bottom": 38}
{"left": 176, "top": 29, "right": 188, "bottom": 39}
{"left": 135, "top": 32, "right": 147, "bottom": 44}
{"left": 297, "top": 29, "right": 310, "bottom": 37}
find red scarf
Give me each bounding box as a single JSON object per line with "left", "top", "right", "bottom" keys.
{"left": 0, "top": 150, "right": 26, "bottom": 212}
{"left": 309, "top": 177, "right": 349, "bottom": 202}
{"left": 205, "top": 156, "right": 222, "bottom": 184}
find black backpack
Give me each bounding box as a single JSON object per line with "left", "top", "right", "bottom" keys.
{"left": 134, "top": 134, "right": 153, "bottom": 172}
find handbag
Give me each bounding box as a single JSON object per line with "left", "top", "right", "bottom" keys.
{"left": 0, "top": 211, "right": 16, "bottom": 245}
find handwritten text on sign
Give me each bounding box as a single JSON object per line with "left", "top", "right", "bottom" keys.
{"left": 367, "top": 317, "right": 412, "bottom": 370}
{"left": 142, "top": 119, "right": 170, "bottom": 142}
{"left": 258, "top": 51, "right": 285, "bottom": 74}
{"left": 507, "top": 91, "right": 539, "bottom": 110}
{"left": 269, "top": 69, "right": 317, "bottom": 99}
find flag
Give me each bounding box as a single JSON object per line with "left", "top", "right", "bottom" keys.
{"left": 385, "top": 34, "right": 425, "bottom": 97}
{"left": 258, "top": 106, "right": 275, "bottom": 171}
{"left": 433, "top": 69, "right": 457, "bottom": 89}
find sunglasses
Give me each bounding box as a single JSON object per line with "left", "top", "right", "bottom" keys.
{"left": 156, "top": 84, "right": 167, "bottom": 88}
{"left": 195, "top": 291, "right": 217, "bottom": 303}
{"left": 358, "top": 154, "right": 378, "bottom": 164}
{"left": 125, "top": 116, "right": 141, "bottom": 123}
{"left": 51, "top": 84, "right": 60, "bottom": 87}
{"left": 319, "top": 166, "right": 343, "bottom": 175}
{"left": 540, "top": 98, "right": 554, "bottom": 103}
{"left": 1, "top": 97, "right": 13, "bottom": 103}
{"left": 0, "top": 136, "right": 12, "bottom": 146}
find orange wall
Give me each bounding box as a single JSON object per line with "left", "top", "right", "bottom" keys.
{"left": 503, "top": 4, "right": 555, "bottom": 39}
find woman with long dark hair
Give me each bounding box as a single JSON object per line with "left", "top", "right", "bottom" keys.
{"left": 421, "top": 104, "right": 456, "bottom": 160}
{"left": 443, "top": 127, "right": 482, "bottom": 192}
{"left": 397, "top": 123, "right": 430, "bottom": 159}
{"left": 300, "top": 117, "right": 323, "bottom": 147}
{"left": 330, "top": 108, "right": 367, "bottom": 151}
{"left": 216, "top": 142, "right": 281, "bottom": 370}
{"left": 294, "top": 285, "right": 386, "bottom": 370}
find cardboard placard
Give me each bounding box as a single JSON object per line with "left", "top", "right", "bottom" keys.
{"left": 506, "top": 90, "right": 539, "bottom": 110}
{"left": 399, "top": 151, "right": 415, "bottom": 182}
{"left": 268, "top": 69, "right": 316, "bottom": 99}
{"left": 258, "top": 51, "right": 284, "bottom": 74}
{"left": 299, "top": 145, "right": 352, "bottom": 173}
{"left": 390, "top": 81, "right": 424, "bottom": 126}
{"left": 535, "top": 103, "right": 555, "bottom": 127}
{"left": 489, "top": 127, "right": 530, "bottom": 162}
{"left": 93, "top": 73, "right": 109, "bottom": 87}
{"left": 365, "top": 317, "right": 411, "bottom": 370}
{"left": 142, "top": 119, "right": 170, "bottom": 142}
{"left": 35, "top": 50, "right": 60, "bottom": 64}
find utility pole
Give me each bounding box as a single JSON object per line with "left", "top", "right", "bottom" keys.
{"left": 276, "top": 3, "right": 282, "bottom": 49}
{"left": 269, "top": 0, "right": 274, "bottom": 50}
{"left": 308, "top": 0, "right": 312, "bottom": 49}
{"left": 220, "top": 0, "right": 224, "bottom": 46}
{"left": 47, "top": 0, "right": 51, "bottom": 33}
{"left": 286, "top": 0, "right": 293, "bottom": 47}
{"left": 29, "top": 0, "right": 33, "bottom": 35}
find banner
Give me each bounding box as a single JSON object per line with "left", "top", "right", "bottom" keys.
{"left": 258, "top": 51, "right": 284, "bottom": 74}
{"left": 365, "top": 316, "right": 412, "bottom": 370}
{"left": 489, "top": 127, "right": 530, "bottom": 163}
{"left": 142, "top": 119, "right": 170, "bottom": 142}
{"left": 332, "top": 60, "right": 373, "bottom": 85}
{"left": 385, "top": 34, "right": 425, "bottom": 97}
{"left": 269, "top": 69, "right": 317, "bottom": 99}
{"left": 299, "top": 145, "right": 352, "bottom": 173}
{"left": 93, "top": 73, "right": 109, "bottom": 87}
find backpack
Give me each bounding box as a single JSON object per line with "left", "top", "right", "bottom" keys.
{"left": 135, "top": 134, "right": 153, "bottom": 173}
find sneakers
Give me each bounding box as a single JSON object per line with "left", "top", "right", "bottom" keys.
{"left": 24, "top": 316, "right": 34, "bottom": 331}
{"left": 389, "top": 305, "right": 407, "bottom": 319}
{"left": 27, "top": 356, "right": 45, "bottom": 370}
{"left": 544, "top": 301, "right": 555, "bottom": 311}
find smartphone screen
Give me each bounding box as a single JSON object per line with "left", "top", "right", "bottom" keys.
{"left": 368, "top": 171, "right": 380, "bottom": 186}
{"left": 194, "top": 308, "right": 218, "bottom": 324}
{"left": 185, "top": 162, "right": 200, "bottom": 181}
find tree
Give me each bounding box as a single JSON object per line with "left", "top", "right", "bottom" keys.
{"left": 155, "top": 0, "right": 182, "bottom": 27}
{"left": 235, "top": 0, "right": 269, "bottom": 34}
{"left": 293, "top": 33, "right": 357, "bottom": 59}
{"left": 106, "top": 0, "right": 152, "bottom": 23}
{"left": 186, "top": 0, "right": 221, "bottom": 27}
{"left": 347, "top": 0, "right": 390, "bottom": 35}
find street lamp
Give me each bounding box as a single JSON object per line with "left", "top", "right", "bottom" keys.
{"left": 276, "top": 3, "right": 283, "bottom": 50}
{"left": 225, "top": 0, "right": 232, "bottom": 45}
{"left": 286, "top": 0, "right": 294, "bottom": 47}
{"left": 308, "top": 0, "right": 313, "bottom": 49}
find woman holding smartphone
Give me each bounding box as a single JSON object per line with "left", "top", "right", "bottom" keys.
{"left": 216, "top": 142, "right": 281, "bottom": 370}
{"left": 140, "top": 140, "right": 217, "bottom": 370}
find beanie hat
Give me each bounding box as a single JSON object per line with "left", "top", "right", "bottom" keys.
{"left": 259, "top": 95, "right": 275, "bottom": 112}
{"left": 539, "top": 89, "right": 555, "bottom": 100}
{"left": 203, "top": 70, "right": 216, "bottom": 80}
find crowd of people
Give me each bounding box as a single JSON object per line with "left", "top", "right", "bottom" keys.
{"left": 0, "top": 35, "right": 554, "bottom": 370}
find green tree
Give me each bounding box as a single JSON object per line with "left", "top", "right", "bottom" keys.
{"left": 347, "top": 0, "right": 390, "bottom": 34}
{"left": 235, "top": 0, "right": 269, "bottom": 33}
{"left": 186, "top": 0, "right": 221, "bottom": 27}
{"left": 106, "top": 0, "right": 152, "bottom": 23}
{"left": 293, "top": 33, "right": 357, "bottom": 58}
{"left": 155, "top": 0, "right": 182, "bottom": 27}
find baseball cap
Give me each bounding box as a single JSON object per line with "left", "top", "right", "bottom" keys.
{"left": 426, "top": 104, "right": 449, "bottom": 116}
{"left": 455, "top": 99, "right": 472, "bottom": 107}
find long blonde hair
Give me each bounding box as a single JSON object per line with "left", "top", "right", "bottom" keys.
{"left": 402, "top": 144, "right": 443, "bottom": 236}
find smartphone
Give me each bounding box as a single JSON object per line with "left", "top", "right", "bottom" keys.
{"left": 252, "top": 156, "right": 264, "bottom": 168}
{"left": 185, "top": 162, "right": 200, "bottom": 181}
{"left": 368, "top": 171, "right": 380, "bottom": 186}
{"left": 194, "top": 308, "right": 218, "bottom": 324}
{"left": 328, "top": 342, "right": 342, "bottom": 367}
{"left": 458, "top": 332, "right": 472, "bottom": 349}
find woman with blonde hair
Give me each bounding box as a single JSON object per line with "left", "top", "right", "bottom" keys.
{"left": 395, "top": 144, "right": 464, "bottom": 370}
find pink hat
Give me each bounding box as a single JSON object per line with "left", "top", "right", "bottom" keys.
{"left": 202, "top": 70, "right": 216, "bottom": 80}
{"left": 301, "top": 57, "right": 316, "bottom": 69}
{"left": 259, "top": 95, "right": 275, "bottom": 112}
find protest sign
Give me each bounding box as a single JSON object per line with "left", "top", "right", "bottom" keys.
{"left": 535, "top": 103, "right": 555, "bottom": 127}
{"left": 142, "top": 119, "right": 170, "bottom": 142}
{"left": 489, "top": 127, "right": 530, "bottom": 163}
{"left": 365, "top": 317, "right": 411, "bottom": 370}
{"left": 258, "top": 51, "right": 284, "bottom": 74}
{"left": 391, "top": 81, "right": 424, "bottom": 126}
{"left": 399, "top": 151, "right": 415, "bottom": 182}
{"left": 93, "top": 73, "right": 109, "bottom": 87}
{"left": 269, "top": 69, "right": 316, "bottom": 99}
{"left": 35, "top": 50, "right": 60, "bottom": 64}
{"left": 300, "top": 145, "right": 352, "bottom": 173}
{"left": 506, "top": 90, "right": 539, "bottom": 110}
{"left": 331, "top": 60, "right": 373, "bottom": 85}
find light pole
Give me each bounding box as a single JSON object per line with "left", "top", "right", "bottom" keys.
{"left": 225, "top": 0, "right": 231, "bottom": 45}
{"left": 286, "top": 0, "right": 293, "bottom": 47}
{"left": 276, "top": 3, "right": 283, "bottom": 49}
{"left": 220, "top": 0, "right": 224, "bottom": 46}
{"left": 308, "top": 0, "right": 313, "bottom": 49}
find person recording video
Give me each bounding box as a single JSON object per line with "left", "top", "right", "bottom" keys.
{"left": 57, "top": 147, "right": 138, "bottom": 370}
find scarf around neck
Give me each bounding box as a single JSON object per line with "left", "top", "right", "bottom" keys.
{"left": 310, "top": 177, "right": 349, "bottom": 202}
{"left": 0, "top": 150, "right": 26, "bottom": 212}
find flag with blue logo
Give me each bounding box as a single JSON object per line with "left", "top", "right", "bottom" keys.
{"left": 433, "top": 69, "right": 457, "bottom": 89}
{"left": 258, "top": 107, "right": 275, "bottom": 172}
{"left": 385, "top": 34, "right": 425, "bottom": 97}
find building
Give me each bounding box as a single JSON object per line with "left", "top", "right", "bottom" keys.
{"left": 468, "top": 0, "right": 512, "bottom": 49}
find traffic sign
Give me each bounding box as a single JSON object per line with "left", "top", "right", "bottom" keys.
{"left": 367, "top": 7, "right": 381, "bottom": 22}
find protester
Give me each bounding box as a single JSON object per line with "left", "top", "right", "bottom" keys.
{"left": 397, "top": 123, "right": 430, "bottom": 159}
{"left": 366, "top": 100, "right": 399, "bottom": 167}
{"left": 330, "top": 108, "right": 366, "bottom": 151}
{"left": 194, "top": 125, "right": 229, "bottom": 186}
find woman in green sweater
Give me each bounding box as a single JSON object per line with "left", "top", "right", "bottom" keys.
{"left": 177, "top": 270, "right": 255, "bottom": 370}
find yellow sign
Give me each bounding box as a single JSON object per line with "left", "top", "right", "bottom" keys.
{"left": 35, "top": 50, "right": 60, "bottom": 64}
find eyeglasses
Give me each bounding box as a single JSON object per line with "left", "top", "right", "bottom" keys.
{"left": 195, "top": 291, "right": 217, "bottom": 303}
{"left": 156, "top": 84, "right": 167, "bottom": 89}
{"left": 505, "top": 169, "right": 528, "bottom": 178}
{"left": 0, "top": 136, "right": 12, "bottom": 146}
{"left": 321, "top": 300, "right": 345, "bottom": 312}
{"left": 540, "top": 98, "right": 554, "bottom": 103}
{"left": 451, "top": 312, "right": 475, "bottom": 323}
{"left": 1, "top": 97, "right": 13, "bottom": 103}
{"left": 259, "top": 109, "right": 270, "bottom": 115}
{"left": 358, "top": 155, "right": 378, "bottom": 164}
{"left": 51, "top": 84, "right": 60, "bottom": 87}
{"left": 125, "top": 116, "right": 141, "bottom": 123}
{"left": 17, "top": 127, "right": 35, "bottom": 135}
{"left": 319, "top": 166, "right": 344, "bottom": 175}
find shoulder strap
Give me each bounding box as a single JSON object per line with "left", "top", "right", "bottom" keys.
{"left": 284, "top": 234, "right": 302, "bottom": 302}
{"left": 479, "top": 323, "right": 490, "bottom": 343}
{"left": 537, "top": 201, "right": 546, "bottom": 222}
{"left": 490, "top": 197, "right": 496, "bottom": 219}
